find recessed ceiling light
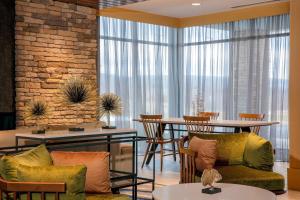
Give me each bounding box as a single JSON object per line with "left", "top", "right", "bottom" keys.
{"left": 192, "top": 3, "right": 201, "bottom": 6}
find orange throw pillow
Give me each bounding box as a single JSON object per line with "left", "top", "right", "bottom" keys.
{"left": 189, "top": 137, "right": 217, "bottom": 171}
{"left": 51, "top": 151, "right": 111, "bottom": 194}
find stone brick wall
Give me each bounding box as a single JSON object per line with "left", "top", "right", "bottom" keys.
{"left": 15, "top": 0, "right": 97, "bottom": 127}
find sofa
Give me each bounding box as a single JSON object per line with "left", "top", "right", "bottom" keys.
{"left": 179, "top": 132, "right": 285, "bottom": 193}
{"left": 0, "top": 144, "right": 131, "bottom": 200}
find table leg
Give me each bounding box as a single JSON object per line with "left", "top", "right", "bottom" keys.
{"left": 241, "top": 127, "right": 251, "bottom": 133}
{"left": 134, "top": 134, "right": 138, "bottom": 200}
{"left": 15, "top": 137, "right": 19, "bottom": 152}
{"left": 107, "top": 135, "right": 113, "bottom": 170}
{"left": 152, "top": 140, "right": 156, "bottom": 191}
{"left": 146, "top": 124, "right": 166, "bottom": 165}
{"left": 234, "top": 127, "right": 241, "bottom": 133}
{"left": 107, "top": 135, "right": 111, "bottom": 152}
{"left": 132, "top": 136, "right": 136, "bottom": 200}
{"left": 145, "top": 143, "right": 158, "bottom": 165}
{"left": 170, "top": 124, "right": 176, "bottom": 161}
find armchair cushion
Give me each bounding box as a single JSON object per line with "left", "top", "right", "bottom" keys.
{"left": 243, "top": 133, "right": 274, "bottom": 171}
{"left": 189, "top": 137, "right": 217, "bottom": 171}
{"left": 51, "top": 151, "right": 111, "bottom": 194}
{"left": 215, "top": 165, "right": 284, "bottom": 191}
{"left": 189, "top": 133, "right": 249, "bottom": 165}
{"left": 17, "top": 164, "right": 87, "bottom": 200}
{"left": 0, "top": 144, "right": 52, "bottom": 181}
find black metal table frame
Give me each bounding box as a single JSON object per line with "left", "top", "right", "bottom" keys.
{"left": 6, "top": 131, "right": 155, "bottom": 200}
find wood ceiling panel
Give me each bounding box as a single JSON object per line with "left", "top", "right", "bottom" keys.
{"left": 54, "top": 0, "right": 149, "bottom": 9}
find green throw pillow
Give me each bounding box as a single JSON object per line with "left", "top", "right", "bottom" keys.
{"left": 244, "top": 133, "right": 274, "bottom": 171}
{"left": 0, "top": 144, "right": 52, "bottom": 181}
{"left": 17, "top": 164, "right": 87, "bottom": 200}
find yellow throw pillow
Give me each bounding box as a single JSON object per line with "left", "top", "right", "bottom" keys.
{"left": 51, "top": 151, "right": 111, "bottom": 194}
{"left": 17, "top": 164, "right": 87, "bottom": 200}
{"left": 0, "top": 144, "right": 52, "bottom": 181}
{"left": 189, "top": 137, "right": 217, "bottom": 171}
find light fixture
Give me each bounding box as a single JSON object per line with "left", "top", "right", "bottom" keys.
{"left": 192, "top": 2, "right": 201, "bottom": 6}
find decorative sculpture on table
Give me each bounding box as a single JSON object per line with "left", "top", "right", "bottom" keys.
{"left": 25, "top": 100, "right": 49, "bottom": 134}
{"left": 201, "top": 168, "right": 222, "bottom": 194}
{"left": 60, "top": 77, "right": 97, "bottom": 132}
{"left": 97, "top": 93, "right": 123, "bottom": 129}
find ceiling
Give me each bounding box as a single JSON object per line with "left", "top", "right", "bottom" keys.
{"left": 55, "top": 0, "right": 149, "bottom": 9}
{"left": 121, "top": 0, "right": 288, "bottom": 18}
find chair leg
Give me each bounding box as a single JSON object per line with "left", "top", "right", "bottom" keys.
{"left": 141, "top": 143, "right": 151, "bottom": 168}
{"left": 160, "top": 143, "right": 164, "bottom": 172}
{"left": 170, "top": 132, "right": 176, "bottom": 162}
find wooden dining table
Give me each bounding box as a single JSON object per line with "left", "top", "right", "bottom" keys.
{"left": 133, "top": 117, "right": 279, "bottom": 165}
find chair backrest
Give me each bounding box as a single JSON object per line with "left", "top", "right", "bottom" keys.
{"left": 178, "top": 137, "right": 196, "bottom": 183}
{"left": 239, "top": 113, "right": 265, "bottom": 134}
{"left": 198, "top": 112, "right": 220, "bottom": 120}
{"left": 183, "top": 115, "right": 210, "bottom": 134}
{"left": 140, "top": 114, "right": 163, "bottom": 140}
{"left": 239, "top": 113, "right": 265, "bottom": 121}
{"left": 197, "top": 112, "right": 219, "bottom": 132}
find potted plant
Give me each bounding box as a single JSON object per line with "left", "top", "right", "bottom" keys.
{"left": 60, "top": 77, "right": 97, "bottom": 132}
{"left": 25, "top": 100, "right": 49, "bottom": 134}
{"left": 97, "top": 93, "right": 123, "bottom": 129}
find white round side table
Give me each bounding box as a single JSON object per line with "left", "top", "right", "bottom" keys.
{"left": 152, "top": 183, "right": 276, "bottom": 200}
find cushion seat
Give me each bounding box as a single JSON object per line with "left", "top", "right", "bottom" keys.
{"left": 86, "top": 194, "right": 131, "bottom": 200}
{"left": 196, "top": 165, "right": 284, "bottom": 191}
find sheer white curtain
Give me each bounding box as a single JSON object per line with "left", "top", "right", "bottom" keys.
{"left": 99, "top": 15, "right": 289, "bottom": 161}
{"left": 178, "top": 15, "right": 290, "bottom": 161}
{"left": 99, "top": 17, "right": 178, "bottom": 130}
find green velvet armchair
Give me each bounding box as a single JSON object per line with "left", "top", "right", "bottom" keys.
{"left": 179, "top": 133, "right": 285, "bottom": 194}
{"left": 0, "top": 144, "right": 131, "bottom": 200}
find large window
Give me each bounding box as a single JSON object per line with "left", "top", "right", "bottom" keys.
{"left": 178, "top": 15, "right": 290, "bottom": 161}
{"left": 99, "top": 15, "right": 290, "bottom": 161}
{"left": 99, "top": 17, "right": 177, "bottom": 129}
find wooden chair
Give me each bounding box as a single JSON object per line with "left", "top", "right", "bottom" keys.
{"left": 198, "top": 112, "right": 219, "bottom": 120}
{"left": 178, "top": 136, "right": 196, "bottom": 183}
{"left": 197, "top": 112, "right": 219, "bottom": 132}
{"left": 183, "top": 115, "right": 210, "bottom": 134}
{"left": 239, "top": 113, "right": 265, "bottom": 134}
{"left": 0, "top": 177, "right": 65, "bottom": 200}
{"left": 140, "top": 114, "right": 177, "bottom": 171}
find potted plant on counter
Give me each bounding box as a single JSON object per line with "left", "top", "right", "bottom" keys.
{"left": 25, "top": 100, "right": 49, "bottom": 134}
{"left": 97, "top": 93, "right": 123, "bottom": 129}
{"left": 60, "top": 77, "right": 97, "bottom": 132}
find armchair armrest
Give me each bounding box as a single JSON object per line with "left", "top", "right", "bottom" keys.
{"left": 0, "top": 177, "right": 65, "bottom": 200}
{"left": 178, "top": 137, "right": 197, "bottom": 184}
